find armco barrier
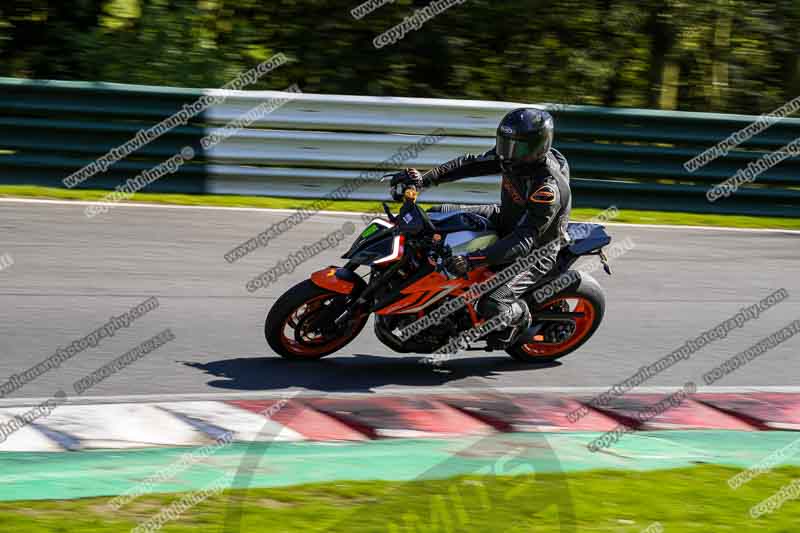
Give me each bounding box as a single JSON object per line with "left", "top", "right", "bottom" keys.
{"left": 1, "top": 77, "right": 799, "bottom": 216}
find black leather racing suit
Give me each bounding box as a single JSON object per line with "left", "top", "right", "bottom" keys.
{"left": 426, "top": 147, "right": 572, "bottom": 322}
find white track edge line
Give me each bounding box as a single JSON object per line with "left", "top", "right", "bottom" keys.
{"left": 1, "top": 197, "right": 798, "bottom": 234}
{"left": 2, "top": 386, "right": 800, "bottom": 407}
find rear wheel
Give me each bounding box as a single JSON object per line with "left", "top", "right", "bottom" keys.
{"left": 265, "top": 280, "right": 368, "bottom": 360}
{"left": 506, "top": 272, "right": 605, "bottom": 363}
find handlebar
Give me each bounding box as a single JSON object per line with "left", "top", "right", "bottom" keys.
{"left": 379, "top": 172, "right": 471, "bottom": 280}
{"left": 381, "top": 171, "right": 420, "bottom": 202}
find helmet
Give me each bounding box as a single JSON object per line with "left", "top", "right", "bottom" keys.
{"left": 496, "top": 108, "right": 554, "bottom": 173}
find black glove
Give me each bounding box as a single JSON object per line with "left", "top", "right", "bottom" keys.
{"left": 391, "top": 169, "right": 426, "bottom": 189}
{"left": 445, "top": 254, "right": 470, "bottom": 277}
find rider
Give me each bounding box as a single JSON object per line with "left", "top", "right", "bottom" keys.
{"left": 396, "top": 108, "right": 572, "bottom": 348}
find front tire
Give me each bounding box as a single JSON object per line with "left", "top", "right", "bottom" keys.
{"left": 506, "top": 271, "right": 605, "bottom": 363}
{"left": 265, "top": 280, "right": 368, "bottom": 360}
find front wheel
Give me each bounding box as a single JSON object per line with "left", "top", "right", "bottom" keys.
{"left": 506, "top": 272, "right": 605, "bottom": 363}
{"left": 265, "top": 280, "right": 368, "bottom": 360}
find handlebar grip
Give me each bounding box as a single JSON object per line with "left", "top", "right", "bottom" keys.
{"left": 390, "top": 184, "right": 404, "bottom": 202}
{"left": 390, "top": 182, "right": 419, "bottom": 202}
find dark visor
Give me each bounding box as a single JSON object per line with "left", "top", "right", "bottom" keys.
{"left": 497, "top": 135, "right": 529, "bottom": 160}
{"left": 496, "top": 133, "right": 548, "bottom": 162}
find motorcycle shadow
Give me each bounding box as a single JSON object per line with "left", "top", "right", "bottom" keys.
{"left": 183, "top": 353, "right": 561, "bottom": 393}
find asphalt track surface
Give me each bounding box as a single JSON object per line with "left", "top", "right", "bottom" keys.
{"left": 0, "top": 198, "right": 798, "bottom": 402}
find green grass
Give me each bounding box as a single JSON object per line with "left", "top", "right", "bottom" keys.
{"left": 3, "top": 465, "right": 799, "bottom": 532}
{"left": 2, "top": 184, "right": 799, "bottom": 230}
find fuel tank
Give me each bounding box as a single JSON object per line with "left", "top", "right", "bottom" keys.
{"left": 428, "top": 209, "right": 499, "bottom": 255}
{"left": 445, "top": 230, "right": 498, "bottom": 254}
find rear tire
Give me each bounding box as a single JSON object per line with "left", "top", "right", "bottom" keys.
{"left": 265, "top": 280, "right": 368, "bottom": 360}
{"left": 506, "top": 271, "right": 605, "bottom": 363}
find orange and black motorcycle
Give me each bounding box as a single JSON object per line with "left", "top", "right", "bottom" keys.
{"left": 265, "top": 174, "right": 612, "bottom": 363}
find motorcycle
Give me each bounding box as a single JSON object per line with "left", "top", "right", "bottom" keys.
{"left": 265, "top": 173, "right": 612, "bottom": 363}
